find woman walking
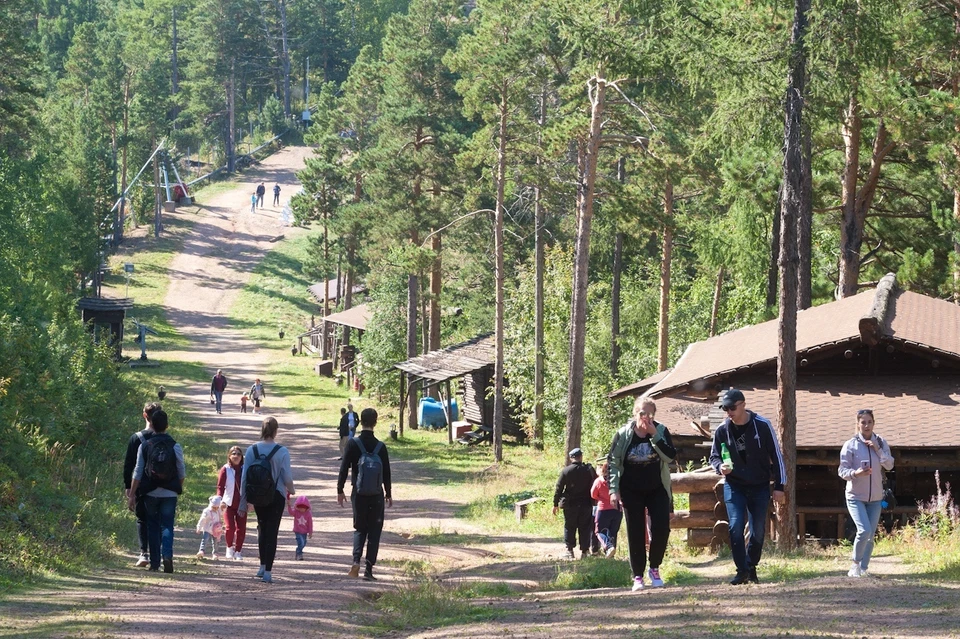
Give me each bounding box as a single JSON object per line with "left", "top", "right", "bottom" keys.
{"left": 216, "top": 446, "right": 248, "bottom": 560}
{"left": 838, "top": 409, "right": 894, "bottom": 577}
{"left": 238, "top": 416, "right": 295, "bottom": 583}
{"left": 607, "top": 397, "right": 676, "bottom": 592}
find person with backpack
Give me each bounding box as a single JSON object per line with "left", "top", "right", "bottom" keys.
{"left": 337, "top": 407, "right": 392, "bottom": 581}
{"left": 238, "top": 416, "right": 295, "bottom": 584}
{"left": 127, "top": 410, "right": 184, "bottom": 573}
{"left": 210, "top": 369, "right": 228, "bottom": 415}
{"left": 123, "top": 402, "right": 161, "bottom": 568}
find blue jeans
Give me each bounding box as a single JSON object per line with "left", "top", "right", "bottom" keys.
{"left": 213, "top": 391, "right": 223, "bottom": 412}
{"left": 199, "top": 531, "right": 219, "bottom": 554}
{"left": 847, "top": 498, "right": 882, "bottom": 570}
{"left": 295, "top": 532, "right": 308, "bottom": 554}
{"left": 724, "top": 482, "right": 770, "bottom": 574}
{"left": 143, "top": 495, "right": 177, "bottom": 570}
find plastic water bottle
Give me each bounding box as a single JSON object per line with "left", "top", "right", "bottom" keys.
{"left": 721, "top": 443, "right": 732, "bottom": 467}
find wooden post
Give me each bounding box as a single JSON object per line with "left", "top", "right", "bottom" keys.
{"left": 444, "top": 379, "right": 454, "bottom": 445}
{"left": 398, "top": 373, "right": 405, "bottom": 438}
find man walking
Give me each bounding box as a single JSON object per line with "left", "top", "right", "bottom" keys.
{"left": 210, "top": 369, "right": 227, "bottom": 414}
{"left": 709, "top": 389, "right": 786, "bottom": 585}
{"left": 553, "top": 448, "right": 597, "bottom": 559}
{"left": 341, "top": 403, "right": 359, "bottom": 439}
{"left": 123, "top": 402, "right": 161, "bottom": 567}
{"left": 256, "top": 182, "right": 266, "bottom": 207}
{"left": 128, "top": 410, "right": 185, "bottom": 573}
{"left": 272, "top": 183, "right": 281, "bottom": 206}
{"left": 337, "top": 407, "right": 392, "bottom": 581}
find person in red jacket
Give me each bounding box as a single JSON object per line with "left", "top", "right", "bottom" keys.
{"left": 216, "top": 446, "right": 247, "bottom": 560}
{"left": 591, "top": 459, "right": 622, "bottom": 558}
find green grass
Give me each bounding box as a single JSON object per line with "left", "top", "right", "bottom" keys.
{"left": 879, "top": 525, "right": 960, "bottom": 580}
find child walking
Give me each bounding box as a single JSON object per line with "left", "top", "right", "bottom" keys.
{"left": 240, "top": 393, "right": 249, "bottom": 413}
{"left": 217, "top": 446, "right": 247, "bottom": 560}
{"left": 591, "top": 460, "right": 622, "bottom": 558}
{"left": 287, "top": 494, "right": 313, "bottom": 560}
{"left": 196, "top": 495, "right": 224, "bottom": 560}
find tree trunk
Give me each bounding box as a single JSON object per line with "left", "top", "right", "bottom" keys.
{"left": 611, "top": 157, "right": 625, "bottom": 380}
{"left": 430, "top": 233, "right": 441, "bottom": 352}
{"left": 797, "top": 120, "right": 813, "bottom": 310}
{"left": 118, "top": 75, "right": 130, "bottom": 241}
{"left": 776, "top": 0, "right": 809, "bottom": 551}
{"left": 342, "top": 245, "right": 355, "bottom": 346}
{"left": 838, "top": 92, "right": 862, "bottom": 298}
{"left": 533, "top": 90, "right": 546, "bottom": 448}
{"left": 226, "top": 59, "right": 236, "bottom": 173}
{"left": 493, "top": 88, "right": 509, "bottom": 462}
{"left": 277, "top": 0, "right": 291, "bottom": 119}
{"left": 710, "top": 265, "right": 724, "bottom": 337}
{"left": 657, "top": 178, "right": 674, "bottom": 372}
{"left": 565, "top": 71, "right": 606, "bottom": 457}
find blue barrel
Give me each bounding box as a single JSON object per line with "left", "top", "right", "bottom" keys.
{"left": 418, "top": 397, "right": 459, "bottom": 428}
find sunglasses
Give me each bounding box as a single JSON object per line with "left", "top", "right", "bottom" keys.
{"left": 857, "top": 409, "right": 873, "bottom": 417}
{"left": 722, "top": 402, "right": 742, "bottom": 413}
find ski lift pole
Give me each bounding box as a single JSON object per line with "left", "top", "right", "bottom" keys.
{"left": 160, "top": 153, "right": 174, "bottom": 204}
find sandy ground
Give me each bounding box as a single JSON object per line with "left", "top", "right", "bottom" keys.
{"left": 5, "top": 146, "right": 960, "bottom": 639}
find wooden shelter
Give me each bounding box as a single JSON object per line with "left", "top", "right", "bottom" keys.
{"left": 77, "top": 296, "right": 134, "bottom": 360}
{"left": 611, "top": 274, "right": 960, "bottom": 544}
{"left": 393, "top": 333, "right": 525, "bottom": 445}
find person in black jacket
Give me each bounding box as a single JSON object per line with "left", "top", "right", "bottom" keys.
{"left": 337, "top": 407, "right": 392, "bottom": 581}
{"left": 123, "top": 402, "right": 161, "bottom": 568}
{"left": 553, "top": 448, "right": 597, "bottom": 559}
{"left": 709, "top": 389, "right": 787, "bottom": 585}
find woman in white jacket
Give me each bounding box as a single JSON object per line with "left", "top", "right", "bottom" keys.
{"left": 838, "top": 409, "right": 894, "bottom": 577}
{"left": 216, "top": 446, "right": 247, "bottom": 560}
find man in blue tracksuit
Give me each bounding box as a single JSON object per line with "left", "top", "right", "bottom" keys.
{"left": 709, "top": 389, "right": 786, "bottom": 585}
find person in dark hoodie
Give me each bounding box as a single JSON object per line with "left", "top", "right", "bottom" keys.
{"left": 552, "top": 448, "right": 597, "bottom": 560}
{"left": 709, "top": 389, "right": 786, "bottom": 585}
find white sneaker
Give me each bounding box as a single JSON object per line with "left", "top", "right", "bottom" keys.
{"left": 196, "top": 551, "right": 205, "bottom": 560}
{"left": 226, "top": 547, "right": 235, "bottom": 559}
{"left": 234, "top": 551, "right": 243, "bottom": 561}
{"left": 212, "top": 553, "right": 220, "bottom": 561}
{"left": 847, "top": 562, "right": 862, "bottom": 577}
{"left": 605, "top": 545, "right": 616, "bottom": 559}
{"left": 648, "top": 568, "right": 665, "bottom": 587}
{"left": 859, "top": 569, "right": 870, "bottom": 578}
{"left": 631, "top": 577, "right": 644, "bottom": 592}
{"left": 135, "top": 554, "right": 149, "bottom": 567}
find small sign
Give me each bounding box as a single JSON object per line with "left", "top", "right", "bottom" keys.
{"left": 124, "top": 263, "right": 135, "bottom": 273}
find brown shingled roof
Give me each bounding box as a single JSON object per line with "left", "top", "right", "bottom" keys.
{"left": 394, "top": 333, "right": 495, "bottom": 384}
{"left": 887, "top": 290, "right": 960, "bottom": 359}
{"left": 650, "top": 373, "right": 960, "bottom": 448}
{"left": 322, "top": 303, "right": 371, "bottom": 331}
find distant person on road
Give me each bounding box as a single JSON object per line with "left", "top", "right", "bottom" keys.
{"left": 241, "top": 393, "right": 249, "bottom": 413}
{"left": 272, "top": 183, "right": 281, "bottom": 206}
{"left": 210, "top": 369, "right": 228, "bottom": 414}
{"left": 839, "top": 409, "right": 894, "bottom": 578}
{"left": 256, "top": 182, "right": 266, "bottom": 207}
{"left": 338, "top": 407, "right": 393, "bottom": 581}
{"left": 552, "top": 448, "right": 596, "bottom": 560}
{"left": 709, "top": 389, "right": 786, "bottom": 586}
{"left": 249, "top": 378, "right": 265, "bottom": 414}
{"left": 342, "top": 403, "right": 359, "bottom": 439}
{"left": 217, "top": 446, "right": 248, "bottom": 561}
{"left": 123, "top": 402, "right": 161, "bottom": 568}
{"left": 250, "top": 192, "right": 257, "bottom": 213}
{"left": 338, "top": 407, "right": 349, "bottom": 459}
{"left": 608, "top": 397, "right": 676, "bottom": 591}
{"left": 591, "top": 459, "right": 622, "bottom": 558}
{"left": 128, "top": 410, "right": 184, "bottom": 573}
{"left": 239, "top": 417, "right": 295, "bottom": 584}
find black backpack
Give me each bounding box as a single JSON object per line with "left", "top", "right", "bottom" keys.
{"left": 355, "top": 439, "right": 384, "bottom": 496}
{"left": 245, "top": 444, "right": 280, "bottom": 506}
{"left": 142, "top": 433, "right": 181, "bottom": 494}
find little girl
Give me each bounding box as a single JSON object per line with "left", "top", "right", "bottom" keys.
{"left": 240, "top": 393, "right": 249, "bottom": 413}
{"left": 286, "top": 494, "right": 313, "bottom": 560}
{"left": 591, "top": 460, "right": 622, "bottom": 558}
{"left": 196, "top": 495, "right": 224, "bottom": 560}
{"left": 217, "top": 446, "right": 247, "bottom": 560}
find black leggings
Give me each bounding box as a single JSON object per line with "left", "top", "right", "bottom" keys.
{"left": 621, "top": 487, "right": 671, "bottom": 578}
{"left": 254, "top": 491, "right": 286, "bottom": 570}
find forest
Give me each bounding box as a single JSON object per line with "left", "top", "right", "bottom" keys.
{"left": 2, "top": 0, "right": 960, "bottom": 577}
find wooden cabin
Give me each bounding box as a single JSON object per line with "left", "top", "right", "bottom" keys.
{"left": 611, "top": 274, "right": 960, "bottom": 545}
{"left": 394, "top": 333, "right": 525, "bottom": 444}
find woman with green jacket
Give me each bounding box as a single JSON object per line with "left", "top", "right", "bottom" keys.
{"left": 607, "top": 397, "right": 676, "bottom": 592}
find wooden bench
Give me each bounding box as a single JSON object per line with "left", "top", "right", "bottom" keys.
{"left": 514, "top": 497, "right": 543, "bottom": 522}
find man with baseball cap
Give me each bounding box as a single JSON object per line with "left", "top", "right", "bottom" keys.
{"left": 709, "top": 388, "right": 786, "bottom": 585}
{"left": 553, "top": 447, "right": 597, "bottom": 559}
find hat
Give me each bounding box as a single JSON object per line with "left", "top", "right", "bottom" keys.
{"left": 720, "top": 389, "right": 745, "bottom": 409}
{"left": 208, "top": 495, "right": 222, "bottom": 508}
{"left": 568, "top": 447, "right": 583, "bottom": 458}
